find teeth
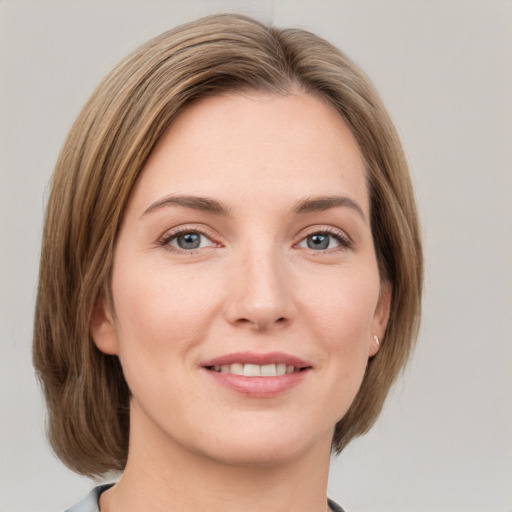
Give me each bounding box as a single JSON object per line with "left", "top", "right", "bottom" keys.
{"left": 211, "top": 363, "right": 301, "bottom": 377}
{"left": 261, "top": 364, "right": 276, "bottom": 376}
{"left": 243, "top": 364, "right": 261, "bottom": 377}
{"left": 230, "top": 363, "right": 244, "bottom": 375}
{"left": 277, "top": 363, "right": 287, "bottom": 376}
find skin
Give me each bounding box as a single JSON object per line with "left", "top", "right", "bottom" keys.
{"left": 92, "top": 91, "right": 390, "bottom": 512}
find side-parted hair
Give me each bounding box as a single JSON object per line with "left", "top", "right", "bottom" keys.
{"left": 33, "top": 13, "right": 423, "bottom": 477}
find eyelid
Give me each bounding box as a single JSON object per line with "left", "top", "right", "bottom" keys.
{"left": 158, "top": 224, "right": 221, "bottom": 253}
{"left": 294, "top": 225, "right": 353, "bottom": 251}
{"left": 157, "top": 223, "right": 352, "bottom": 254}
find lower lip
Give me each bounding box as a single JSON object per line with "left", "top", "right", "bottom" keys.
{"left": 204, "top": 369, "right": 309, "bottom": 398}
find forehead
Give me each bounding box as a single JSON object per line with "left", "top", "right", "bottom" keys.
{"left": 129, "top": 91, "right": 368, "bottom": 215}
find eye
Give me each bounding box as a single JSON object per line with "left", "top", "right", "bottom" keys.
{"left": 296, "top": 229, "right": 351, "bottom": 251}
{"left": 161, "top": 230, "right": 217, "bottom": 252}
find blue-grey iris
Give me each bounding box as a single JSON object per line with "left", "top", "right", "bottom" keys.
{"left": 177, "top": 233, "right": 201, "bottom": 250}
{"left": 307, "top": 234, "right": 329, "bottom": 250}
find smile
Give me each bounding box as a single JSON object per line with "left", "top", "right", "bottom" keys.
{"left": 207, "top": 363, "right": 301, "bottom": 377}
{"left": 201, "top": 352, "right": 311, "bottom": 397}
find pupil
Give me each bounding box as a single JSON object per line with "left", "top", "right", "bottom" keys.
{"left": 178, "top": 233, "right": 200, "bottom": 249}
{"left": 307, "top": 234, "right": 329, "bottom": 250}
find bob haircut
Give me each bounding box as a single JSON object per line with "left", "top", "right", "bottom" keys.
{"left": 33, "top": 13, "right": 422, "bottom": 477}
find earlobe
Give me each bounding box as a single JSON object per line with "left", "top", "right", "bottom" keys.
{"left": 90, "top": 296, "right": 119, "bottom": 355}
{"left": 369, "top": 282, "right": 392, "bottom": 357}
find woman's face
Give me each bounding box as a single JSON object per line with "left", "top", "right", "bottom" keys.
{"left": 93, "top": 92, "right": 389, "bottom": 467}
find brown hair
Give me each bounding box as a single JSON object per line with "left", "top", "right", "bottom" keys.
{"left": 33, "top": 13, "right": 422, "bottom": 477}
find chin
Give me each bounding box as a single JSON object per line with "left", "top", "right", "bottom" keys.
{"left": 202, "top": 441, "right": 311, "bottom": 468}
{"left": 189, "top": 422, "right": 334, "bottom": 469}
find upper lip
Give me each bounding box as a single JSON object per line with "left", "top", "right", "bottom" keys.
{"left": 201, "top": 351, "right": 311, "bottom": 369}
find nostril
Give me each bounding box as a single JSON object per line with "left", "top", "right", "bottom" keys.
{"left": 276, "top": 317, "right": 285, "bottom": 323}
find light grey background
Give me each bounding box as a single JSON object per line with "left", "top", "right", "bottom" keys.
{"left": 1, "top": 1, "right": 511, "bottom": 511}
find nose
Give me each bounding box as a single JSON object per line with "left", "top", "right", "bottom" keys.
{"left": 223, "top": 246, "right": 297, "bottom": 331}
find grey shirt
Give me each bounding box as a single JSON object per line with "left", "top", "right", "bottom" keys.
{"left": 64, "top": 485, "right": 112, "bottom": 512}
{"left": 65, "top": 485, "right": 345, "bottom": 512}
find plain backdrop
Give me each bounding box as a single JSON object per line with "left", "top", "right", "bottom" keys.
{"left": 1, "top": 1, "right": 511, "bottom": 511}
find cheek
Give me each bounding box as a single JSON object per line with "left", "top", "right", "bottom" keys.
{"left": 305, "top": 266, "right": 381, "bottom": 343}
{"left": 300, "top": 265, "right": 380, "bottom": 402}
{"left": 111, "top": 261, "right": 221, "bottom": 358}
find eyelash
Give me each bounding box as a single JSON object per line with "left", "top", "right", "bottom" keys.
{"left": 159, "top": 226, "right": 220, "bottom": 254}
{"left": 158, "top": 226, "right": 352, "bottom": 254}
{"left": 295, "top": 227, "right": 352, "bottom": 253}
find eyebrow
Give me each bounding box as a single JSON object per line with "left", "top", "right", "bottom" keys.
{"left": 141, "top": 193, "right": 366, "bottom": 221}
{"left": 294, "top": 195, "right": 366, "bottom": 221}
{"left": 141, "top": 195, "right": 231, "bottom": 218}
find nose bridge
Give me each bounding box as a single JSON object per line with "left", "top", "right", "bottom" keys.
{"left": 226, "top": 237, "right": 295, "bottom": 329}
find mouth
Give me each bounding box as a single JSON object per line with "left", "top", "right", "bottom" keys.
{"left": 200, "top": 352, "right": 311, "bottom": 397}
{"left": 201, "top": 351, "right": 311, "bottom": 375}
{"left": 205, "top": 363, "right": 304, "bottom": 377}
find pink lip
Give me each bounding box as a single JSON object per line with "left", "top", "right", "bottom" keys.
{"left": 201, "top": 351, "right": 311, "bottom": 368}
{"left": 200, "top": 351, "right": 312, "bottom": 398}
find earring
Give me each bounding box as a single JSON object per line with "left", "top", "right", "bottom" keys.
{"left": 373, "top": 335, "right": 380, "bottom": 347}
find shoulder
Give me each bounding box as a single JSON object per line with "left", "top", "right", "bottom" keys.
{"left": 64, "top": 486, "right": 344, "bottom": 512}
{"left": 64, "top": 484, "right": 114, "bottom": 512}
{"left": 328, "top": 497, "right": 346, "bottom": 512}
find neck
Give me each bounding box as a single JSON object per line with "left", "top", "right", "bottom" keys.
{"left": 101, "top": 408, "right": 333, "bottom": 512}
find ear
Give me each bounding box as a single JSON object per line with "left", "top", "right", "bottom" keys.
{"left": 369, "top": 281, "right": 392, "bottom": 357}
{"left": 90, "top": 296, "right": 119, "bottom": 355}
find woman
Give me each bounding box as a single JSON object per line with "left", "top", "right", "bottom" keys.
{"left": 33, "top": 13, "right": 422, "bottom": 512}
